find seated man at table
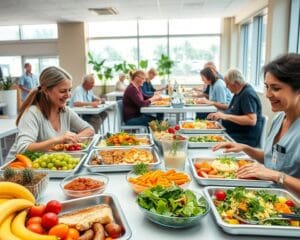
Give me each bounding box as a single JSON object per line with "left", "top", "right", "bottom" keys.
{"left": 207, "top": 68, "right": 262, "bottom": 147}
{"left": 70, "top": 73, "right": 107, "bottom": 133}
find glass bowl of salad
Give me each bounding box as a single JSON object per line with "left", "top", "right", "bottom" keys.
{"left": 137, "top": 185, "right": 210, "bottom": 228}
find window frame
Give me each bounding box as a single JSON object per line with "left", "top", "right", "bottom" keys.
{"left": 289, "top": 0, "right": 300, "bottom": 53}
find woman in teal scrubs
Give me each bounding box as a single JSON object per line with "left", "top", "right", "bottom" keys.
{"left": 213, "top": 53, "right": 300, "bottom": 196}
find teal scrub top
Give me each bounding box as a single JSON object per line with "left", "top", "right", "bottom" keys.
{"left": 264, "top": 112, "right": 300, "bottom": 178}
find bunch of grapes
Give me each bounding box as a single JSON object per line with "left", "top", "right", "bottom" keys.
{"left": 32, "top": 153, "right": 80, "bottom": 171}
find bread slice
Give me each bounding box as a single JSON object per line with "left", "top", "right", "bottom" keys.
{"left": 59, "top": 204, "right": 114, "bottom": 231}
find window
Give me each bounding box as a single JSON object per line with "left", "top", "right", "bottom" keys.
{"left": 239, "top": 13, "right": 267, "bottom": 90}
{"left": 23, "top": 56, "right": 59, "bottom": 76}
{"left": 21, "top": 24, "right": 58, "bottom": 40}
{"left": 87, "top": 19, "right": 221, "bottom": 84}
{"left": 0, "top": 56, "right": 22, "bottom": 77}
{"left": 0, "top": 26, "right": 20, "bottom": 41}
{"left": 289, "top": 0, "right": 300, "bottom": 53}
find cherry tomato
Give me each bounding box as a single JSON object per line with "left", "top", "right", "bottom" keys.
{"left": 27, "top": 223, "right": 45, "bottom": 234}
{"left": 26, "top": 216, "right": 42, "bottom": 226}
{"left": 45, "top": 200, "right": 62, "bottom": 214}
{"left": 285, "top": 200, "right": 295, "bottom": 207}
{"left": 105, "top": 223, "right": 123, "bottom": 238}
{"left": 41, "top": 212, "right": 58, "bottom": 229}
{"left": 66, "top": 228, "right": 80, "bottom": 240}
{"left": 215, "top": 190, "right": 226, "bottom": 201}
{"left": 29, "top": 205, "right": 46, "bottom": 217}
{"left": 167, "top": 127, "right": 176, "bottom": 134}
{"left": 174, "top": 125, "right": 180, "bottom": 131}
{"left": 48, "top": 224, "right": 69, "bottom": 239}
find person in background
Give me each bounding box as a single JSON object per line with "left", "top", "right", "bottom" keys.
{"left": 19, "top": 63, "right": 39, "bottom": 101}
{"left": 7, "top": 66, "right": 94, "bottom": 160}
{"left": 141, "top": 68, "right": 166, "bottom": 97}
{"left": 208, "top": 68, "right": 262, "bottom": 147}
{"left": 115, "top": 73, "right": 127, "bottom": 92}
{"left": 70, "top": 73, "right": 107, "bottom": 133}
{"left": 196, "top": 67, "right": 231, "bottom": 110}
{"left": 123, "top": 70, "right": 161, "bottom": 126}
{"left": 213, "top": 53, "right": 300, "bottom": 197}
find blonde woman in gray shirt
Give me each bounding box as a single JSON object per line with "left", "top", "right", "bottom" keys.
{"left": 7, "top": 66, "right": 94, "bottom": 160}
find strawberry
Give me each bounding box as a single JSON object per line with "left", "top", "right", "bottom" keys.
{"left": 174, "top": 124, "right": 180, "bottom": 131}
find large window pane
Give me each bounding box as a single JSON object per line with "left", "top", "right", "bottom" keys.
{"left": 88, "top": 21, "right": 137, "bottom": 37}
{"left": 169, "top": 18, "right": 221, "bottom": 34}
{"left": 21, "top": 24, "right": 58, "bottom": 40}
{"left": 0, "top": 26, "right": 20, "bottom": 41}
{"left": 139, "top": 20, "right": 168, "bottom": 36}
{"left": 245, "top": 23, "right": 253, "bottom": 83}
{"left": 24, "top": 57, "right": 59, "bottom": 76}
{"left": 0, "top": 56, "right": 22, "bottom": 76}
{"left": 169, "top": 36, "right": 220, "bottom": 84}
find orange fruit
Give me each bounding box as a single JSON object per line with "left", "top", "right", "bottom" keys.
{"left": 48, "top": 224, "right": 69, "bottom": 238}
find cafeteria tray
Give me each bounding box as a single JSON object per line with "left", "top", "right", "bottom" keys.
{"left": 189, "top": 157, "right": 273, "bottom": 187}
{"left": 179, "top": 120, "right": 225, "bottom": 134}
{"left": 94, "top": 133, "right": 154, "bottom": 149}
{"left": 60, "top": 193, "right": 132, "bottom": 240}
{"left": 203, "top": 186, "right": 300, "bottom": 237}
{"left": 84, "top": 146, "right": 161, "bottom": 172}
{"left": 186, "top": 133, "right": 235, "bottom": 148}
{"left": 0, "top": 152, "right": 87, "bottom": 178}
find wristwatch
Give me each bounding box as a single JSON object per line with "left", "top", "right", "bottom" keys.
{"left": 278, "top": 172, "right": 286, "bottom": 185}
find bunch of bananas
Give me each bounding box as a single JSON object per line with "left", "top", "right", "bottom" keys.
{"left": 0, "top": 182, "right": 57, "bottom": 240}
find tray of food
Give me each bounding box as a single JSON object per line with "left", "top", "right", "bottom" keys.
{"left": 179, "top": 120, "right": 225, "bottom": 134}
{"left": 1, "top": 152, "right": 87, "bottom": 178}
{"left": 59, "top": 193, "right": 132, "bottom": 239}
{"left": 94, "top": 132, "right": 154, "bottom": 148}
{"left": 184, "top": 98, "right": 212, "bottom": 106}
{"left": 204, "top": 186, "right": 300, "bottom": 237}
{"left": 51, "top": 135, "right": 99, "bottom": 152}
{"left": 150, "top": 98, "right": 171, "bottom": 107}
{"left": 189, "top": 156, "right": 273, "bottom": 187}
{"left": 84, "top": 147, "right": 161, "bottom": 172}
{"left": 187, "top": 133, "right": 235, "bottom": 148}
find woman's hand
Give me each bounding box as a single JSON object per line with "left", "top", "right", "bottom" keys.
{"left": 237, "top": 162, "right": 279, "bottom": 181}
{"left": 212, "top": 142, "right": 246, "bottom": 153}
{"left": 57, "top": 131, "right": 79, "bottom": 144}
{"left": 150, "top": 94, "right": 161, "bottom": 102}
{"left": 207, "top": 112, "right": 226, "bottom": 121}
{"left": 195, "top": 97, "right": 210, "bottom": 104}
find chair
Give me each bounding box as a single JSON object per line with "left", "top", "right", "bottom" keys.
{"left": 258, "top": 115, "right": 268, "bottom": 149}
{"left": 116, "top": 100, "right": 148, "bottom": 133}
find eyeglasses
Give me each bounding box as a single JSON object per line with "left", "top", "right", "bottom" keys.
{"left": 136, "top": 75, "right": 145, "bottom": 80}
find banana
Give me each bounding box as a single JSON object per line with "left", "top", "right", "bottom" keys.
{"left": 0, "top": 199, "right": 10, "bottom": 204}
{"left": 0, "top": 182, "right": 35, "bottom": 203}
{"left": 12, "top": 210, "right": 58, "bottom": 240}
{"left": 0, "top": 199, "right": 33, "bottom": 224}
{"left": 0, "top": 214, "right": 21, "bottom": 240}
{"left": 0, "top": 195, "right": 14, "bottom": 199}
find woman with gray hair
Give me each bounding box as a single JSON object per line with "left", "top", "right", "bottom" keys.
{"left": 208, "top": 68, "right": 262, "bottom": 147}
{"left": 6, "top": 66, "right": 94, "bottom": 160}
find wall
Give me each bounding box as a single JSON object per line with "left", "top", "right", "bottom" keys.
{"left": 57, "top": 22, "right": 87, "bottom": 88}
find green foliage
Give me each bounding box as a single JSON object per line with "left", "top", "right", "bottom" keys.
{"left": 88, "top": 52, "right": 105, "bottom": 81}
{"left": 133, "top": 163, "right": 149, "bottom": 175}
{"left": 157, "top": 54, "right": 174, "bottom": 80}
{"left": 0, "top": 76, "right": 15, "bottom": 90}
{"left": 139, "top": 59, "right": 148, "bottom": 70}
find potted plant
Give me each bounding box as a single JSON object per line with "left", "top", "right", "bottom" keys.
{"left": 156, "top": 54, "right": 174, "bottom": 84}
{"left": 114, "top": 60, "right": 137, "bottom": 77}
{"left": 0, "top": 75, "right": 18, "bottom": 117}
{"left": 139, "top": 59, "right": 148, "bottom": 71}
{"left": 0, "top": 168, "right": 48, "bottom": 200}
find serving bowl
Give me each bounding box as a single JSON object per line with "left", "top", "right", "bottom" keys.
{"left": 126, "top": 169, "right": 191, "bottom": 194}
{"left": 60, "top": 173, "right": 109, "bottom": 198}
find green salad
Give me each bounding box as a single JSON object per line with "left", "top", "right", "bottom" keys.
{"left": 137, "top": 185, "right": 207, "bottom": 217}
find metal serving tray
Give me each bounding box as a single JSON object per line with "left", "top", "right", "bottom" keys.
{"left": 204, "top": 186, "right": 300, "bottom": 237}
{"left": 0, "top": 152, "right": 87, "bottom": 178}
{"left": 186, "top": 133, "right": 235, "bottom": 148}
{"left": 51, "top": 135, "right": 99, "bottom": 152}
{"left": 189, "top": 157, "right": 273, "bottom": 187}
{"left": 84, "top": 146, "right": 161, "bottom": 172}
{"left": 60, "top": 194, "right": 132, "bottom": 240}
{"left": 179, "top": 120, "right": 225, "bottom": 134}
{"left": 94, "top": 133, "right": 154, "bottom": 149}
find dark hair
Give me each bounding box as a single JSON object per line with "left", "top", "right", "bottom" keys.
{"left": 263, "top": 53, "right": 300, "bottom": 91}
{"left": 129, "top": 70, "right": 145, "bottom": 81}
{"left": 24, "top": 63, "right": 31, "bottom": 68}
{"left": 200, "top": 67, "right": 217, "bottom": 84}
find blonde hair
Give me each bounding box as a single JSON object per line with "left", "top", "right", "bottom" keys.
{"left": 129, "top": 70, "right": 145, "bottom": 81}
{"left": 148, "top": 68, "right": 157, "bottom": 76}
{"left": 16, "top": 66, "right": 72, "bottom": 125}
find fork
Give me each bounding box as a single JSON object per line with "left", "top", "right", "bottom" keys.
{"left": 233, "top": 213, "right": 300, "bottom": 225}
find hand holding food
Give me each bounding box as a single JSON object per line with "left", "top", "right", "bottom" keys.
{"left": 57, "top": 131, "right": 79, "bottom": 144}
{"left": 207, "top": 112, "right": 225, "bottom": 121}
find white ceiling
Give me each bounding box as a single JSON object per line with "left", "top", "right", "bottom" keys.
{"left": 0, "top": 0, "right": 253, "bottom": 25}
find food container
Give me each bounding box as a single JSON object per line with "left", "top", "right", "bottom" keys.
{"left": 94, "top": 133, "right": 154, "bottom": 149}
{"left": 84, "top": 147, "right": 161, "bottom": 172}
{"left": 26, "top": 173, "right": 49, "bottom": 200}
{"left": 138, "top": 190, "right": 210, "bottom": 228}
{"left": 204, "top": 186, "right": 300, "bottom": 237}
{"left": 60, "top": 173, "right": 109, "bottom": 198}
{"left": 126, "top": 170, "right": 191, "bottom": 194}
{"left": 51, "top": 135, "right": 99, "bottom": 152}
{"left": 60, "top": 194, "right": 132, "bottom": 239}
{"left": 179, "top": 120, "right": 225, "bottom": 134}
{"left": 189, "top": 157, "right": 273, "bottom": 187}
{"left": 1, "top": 152, "right": 87, "bottom": 178}
{"left": 186, "top": 133, "right": 235, "bottom": 148}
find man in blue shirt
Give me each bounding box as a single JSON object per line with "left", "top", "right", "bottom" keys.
{"left": 19, "top": 63, "right": 38, "bottom": 101}
{"left": 70, "top": 74, "right": 107, "bottom": 133}
{"left": 208, "top": 68, "right": 262, "bottom": 147}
